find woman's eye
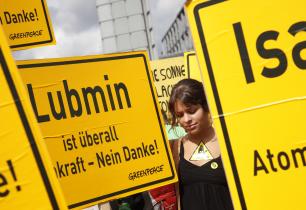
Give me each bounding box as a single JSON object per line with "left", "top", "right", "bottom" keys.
{"left": 175, "top": 113, "right": 183, "bottom": 118}
{"left": 187, "top": 108, "right": 196, "bottom": 114}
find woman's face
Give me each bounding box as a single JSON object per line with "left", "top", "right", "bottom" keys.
{"left": 174, "top": 100, "right": 210, "bottom": 136}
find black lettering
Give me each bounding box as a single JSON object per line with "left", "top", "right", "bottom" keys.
{"left": 104, "top": 131, "right": 111, "bottom": 142}
{"left": 62, "top": 135, "right": 74, "bottom": 151}
{"left": 25, "top": 74, "right": 131, "bottom": 122}
{"left": 155, "top": 86, "right": 163, "bottom": 98}
{"left": 104, "top": 75, "right": 116, "bottom": 110}
{"left": 166, "top": 67, "right": 172, "bottom": 79}
{"left": 93, "top": 134, "right": 99, "bottom": 144}
{"left": 114, "top": 82, "right": 132, "bottom": 109}
{"left": 29, "top": 11, "right": 35, "bottom": 21}
{"left": 277, "top": 152, "right": 290, "bottom": 170}
{"left": 70, "top": 162, "right": 77, "bottom": 174}
{"left": 64, "top": 80, "right": 82, "bottom": 117}
{"left": 288, "top": 21, "right": 306, "bottom": 69}
{"left": 64, "top": 164, "right": 69, "bottom": 176}
{"left": 181, "top": 64, "right": 186, "bottom": 77}
{"left": 153, "top": 69, "right": 159, "bottom": 82}
{"left": 4, "top": 12, "right": 12, "bottom": 24}
{"left": 22, "top": 10, "right": 30, "bottom": 22}
{"left": 3, "top": 10, "right": 37, "bottom": 24}
{"left": 123, "top": 146, "right": 131, "bottom": 161}
{"left": 159, "top": 101, "right": 168, "bottom": 113}
{"left": 26, "top": 83, "right": 50, "bottom": 122}
{"left": 255, "top": 147, "right": 306, "bottom": 176}
{"left": 48, "top": 91, "right": 67, "bottom": 120}
{"left": 254, "top": 150, "right": 269, "bottom": 176}
{"left": 233, "top": 22, "right": 255, "bottom": 83}
{"left": 161, "top": 85, "right": 168, "bottom": 97}
{"left": 11, "top": 14, "right": 18, "bottom": 24}
{"left": 149, "top": 144, "right": 155, "bottom": 155}
{"left": 136, "top": 147, "right": 144, "bottom": 157}
{"left": 82, "top": 86, "right": 108, "bottom": 114}
{"left": 34, "top": 9, "right": 38, "bottom": 21}
{"left": 142, "top": 143, "right": 150, "bottom": 156}
{"left": 85, "top": 131, "right": 93, "bottom": 146}
{"left": 77, "top": 156, "right": 86, "bottom": 172}
{"left": 112, "top": 125, "right": 119, "bottom": 140}
{"left": 291, "top": 147, "right": 306, "bottom": 167}
{"left": 0, "top": 173, "right": 9, "bottom": 197}
{"left": 96, "top": 151, "right": 121, "bottom": 167}
{"left": 55, "top": 161, "right": 65, "bottom": 178}
{"left": 256, "top": 30, "right": 287, "bottom": 78}
{"left": 160, "top": 68, "right": 166, "bottom": 80}
{"left": 266, "top": 149, "right": 278, "bottom": 172}
{"left": 170, "top": 65, "right": 184, "bottom": 78}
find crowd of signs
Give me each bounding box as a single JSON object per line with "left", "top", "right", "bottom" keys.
{"left": 0, "top": 0, "right": 305, "bottom": 210}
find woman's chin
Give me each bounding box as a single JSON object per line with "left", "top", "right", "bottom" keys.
{"left": 186, "top": 128, "right": 198, "bottom": 136}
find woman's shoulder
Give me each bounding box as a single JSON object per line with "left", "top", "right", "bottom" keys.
{"left": 172, "top": 135, "right": 187, "bottom": 168}
{"left": 180, "top": 135, "right": 189, "bottom": 143}
{"left": 173, "top": 135, "right": 186, "bottom": 147}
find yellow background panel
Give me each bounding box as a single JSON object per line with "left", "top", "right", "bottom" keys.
{"left": 0, "top": 0, "right": 55, "bottom": 50}
{"left": 18, "top": 52, "right": 177, "bottom": 209}
{"left": 150, "top": 56, "right": 186, "bottom": 117}
{"left": 0, "top": 27, "right": 66, "bottom": 210}
{"left": 187, "top": 0, "right": 306, "bottom": 210}
{"left": 184, "top": 51, "right": 203, "bottom": 81}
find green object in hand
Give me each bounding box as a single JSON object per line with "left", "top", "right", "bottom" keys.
{"left": 119, "top": 202, "right": 131, "bottom": 210}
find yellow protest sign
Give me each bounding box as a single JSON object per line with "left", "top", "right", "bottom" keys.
{"left": 0, "top": 0, "right": 55, "bottom": 50}
{"left": 150, "top": 57, "right": 187, "bottom": 140}
{"left": 150, "top": 56, "right": 187, "bottom": 115}
{"left": 184, "top": 51, "right": 202, "bottom": 81}
{"left": 186, "top": 0, "right": 306, "bottom": 209}
{"left": 0, "top": 28, "right": 66, "bottom": 209}
{"left": 18, "top": 52, "right": 177, "bottom": 209}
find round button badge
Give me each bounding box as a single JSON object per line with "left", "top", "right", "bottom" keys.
{"left": 211, "top": 161, "right": 218, "bottom": 169}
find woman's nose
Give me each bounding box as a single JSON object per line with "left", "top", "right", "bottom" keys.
{"left": 182, "top": 113, "right": 191, "bottom": 123}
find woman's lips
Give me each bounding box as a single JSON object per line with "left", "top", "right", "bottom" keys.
{"left": 184, "top": 123, "right": 197, "bottom": 131}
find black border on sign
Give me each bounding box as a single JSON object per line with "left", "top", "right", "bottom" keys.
{"left": 10, "top": 0, "right": 54, "bottom": 49}
{"left": 0, "top": 48, "right": 59, "bottom": 209}
{"left": 193, "top": 0, "right": 247, "bottom": 209}
{"left": 186, "top": 52, "right": 195, "bottom": 79}
{"left": 18, "top": 53, "right": 176, "bottom": 209}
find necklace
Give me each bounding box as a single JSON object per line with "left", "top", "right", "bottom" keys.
{"left": 189, "top": 141, "right": 213, "bottom": 161}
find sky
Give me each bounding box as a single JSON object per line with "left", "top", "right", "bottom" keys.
{"left": 13, "top": 0, "right": 186, "bottom": 60}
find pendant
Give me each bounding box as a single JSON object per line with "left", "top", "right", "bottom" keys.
{"left": 189, "top": 142, "right": 213, "bottom": 161}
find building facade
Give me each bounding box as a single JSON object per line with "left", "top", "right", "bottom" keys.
{"left": 96, "top": 0, "right": 157, "bottom": 59}
{"left": 161, "top": 8, "right": 194, "bottom": 58}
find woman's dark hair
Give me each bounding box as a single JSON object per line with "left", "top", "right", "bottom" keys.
{"left": 168, "top": 79, "right": 209, "bottom": 127}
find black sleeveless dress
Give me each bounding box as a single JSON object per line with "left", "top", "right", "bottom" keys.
{"left": 179, "top": 142, "right": 234, "bottom": 210}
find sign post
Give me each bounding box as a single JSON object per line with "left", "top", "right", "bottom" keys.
{"left": 186, "top": 0, "right": 306, "bottom": 209}
{"left": 18, "top": 52, "right": 177, "bottom": 209}
{"left": 0, "top": 27, "right": 66, "bottom": 210}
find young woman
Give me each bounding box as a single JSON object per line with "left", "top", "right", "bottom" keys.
{"left": 169, "top": 79, "right": 233, "bottom": 210}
